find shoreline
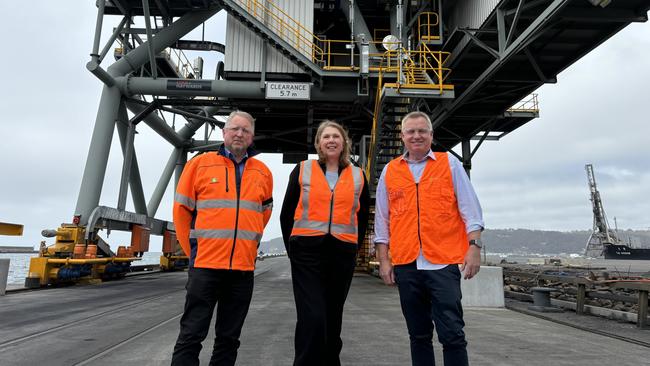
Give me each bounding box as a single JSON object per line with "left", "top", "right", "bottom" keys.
{"left": 0, "top": 247, "right": 37, "bottom": 254}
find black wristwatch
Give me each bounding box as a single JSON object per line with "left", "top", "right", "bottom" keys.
{"left": 469, "top": 239, "right": 483, "bottom": 249}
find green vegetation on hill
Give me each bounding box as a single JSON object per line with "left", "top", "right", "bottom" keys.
{"left": 481, "top": 229, "right": 650, "bottom": 254}
{"left": 259, "top": 237, "right": 286, "bottom": 254}
{"left": 259, "top": 229, "right": 650, "bottom": 256}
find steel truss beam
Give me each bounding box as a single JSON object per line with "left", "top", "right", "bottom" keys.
{"left": 432, "top": 0, "right": 569, "bottom": 130}
{"left": 117, "top": 77, "right": 360, "bottom": 101}
{"left": 75, "top": 7, "right": 220, "bottom": 225}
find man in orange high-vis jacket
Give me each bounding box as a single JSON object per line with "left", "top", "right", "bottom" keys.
{"left": 374, "top": 111, "right": 484, "bottom": 366}
{"left": 171, "top": 111, "right": 273, "bottom": 366}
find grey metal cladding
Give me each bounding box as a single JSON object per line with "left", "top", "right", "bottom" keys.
{"left": 448, "top": 0, "right": 502, "bottom": 58}
{"left": 225, "top": 0, "right": 314, "bottom": 73}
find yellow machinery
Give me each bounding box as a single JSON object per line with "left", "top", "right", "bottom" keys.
{"left": 160, "top": 230, "right": 189, "bottom": 271}
{"left": 24, "top": 224, "right": 187, "bottom": 288}
{"left": 0, "top": 222, "right": 24, "bottom": 236}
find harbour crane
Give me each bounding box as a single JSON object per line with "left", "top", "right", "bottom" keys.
{"left": 584, "top": 164, "right": 621, "bottom": 257}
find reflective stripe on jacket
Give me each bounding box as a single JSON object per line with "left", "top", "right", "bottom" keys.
{"left": 291, "top": 160, "right": 364, "bottom": 244}
{"left": 385, "top": 152, "right": 468, "bottom": 265}
{"left": 173, "top": 151, "right": 273, "bottom": 271}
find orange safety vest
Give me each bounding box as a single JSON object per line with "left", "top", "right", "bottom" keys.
{"left": 173, "top": 152, "right": 273, "bottom": 271}
{"left": 385, "top": 152, "right": 468, "bottom": 265}
{"left": 291, "top": 160, "right": 364, "bottom": 244}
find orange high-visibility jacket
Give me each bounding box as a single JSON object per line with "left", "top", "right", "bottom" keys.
{"left": 385, "top": 152, "right": 468, "bottom": 265}
{"left": 173, "top": 151, "right": 273, "bottom": 271}
{"left": 291, "top": 160, "right": 364, "bottom": 244}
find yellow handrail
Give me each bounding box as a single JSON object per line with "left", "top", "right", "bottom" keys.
{"left": 233, "top": 0, "right": 452, "bottom": 79}
{"left": 416, "top": 12, "right": 440, "bottom": 42}
{"left": 366, "top": 70, "right": 384, "bottom": 180}
{"left": 234, "top": 0, "right": 327, "bottom": 64}
{"left": 508, "top": 94, "right": 539, "bottom": 113}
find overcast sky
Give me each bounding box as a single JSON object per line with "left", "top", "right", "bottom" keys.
{"left": 1, "top": 3, "right": 648, "bottom": 251}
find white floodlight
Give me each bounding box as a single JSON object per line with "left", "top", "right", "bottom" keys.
{"left": 382, "top": 35, "right": 400, "bottom": 51}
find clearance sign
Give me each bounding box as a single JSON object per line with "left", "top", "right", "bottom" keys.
{"left": 265, "top": 82, "right": 311, "bottom": 100}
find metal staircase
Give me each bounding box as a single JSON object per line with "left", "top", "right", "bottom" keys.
{"left": 217, "top": 0, "right": 358, "bottom": 80}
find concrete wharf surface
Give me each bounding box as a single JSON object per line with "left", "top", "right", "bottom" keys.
{"left": 1, "top": 256, "right": 649, "bottom": 365}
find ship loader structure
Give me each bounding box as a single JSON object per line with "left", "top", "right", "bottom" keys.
{"left": 27, "top": 0, "right": 650, "bottom": 286}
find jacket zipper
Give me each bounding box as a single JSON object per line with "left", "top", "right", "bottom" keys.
{"left": 415, "top": 182, "right": 423, "bottom": 250}
{"left": 228, "top": 161, "right": 242, "bottom": 269}
{"left": 224, "top": 166, "right": 229, "bottom": 192}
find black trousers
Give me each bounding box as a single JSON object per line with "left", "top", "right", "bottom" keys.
{"left": 394, "top": 263, "right": 468, "bottom": 366}
{"left": 289, "top": 235, "right": 357, "bottom": 366}
{"left": 171, "top": 267, "right": 254, "bottom": 366}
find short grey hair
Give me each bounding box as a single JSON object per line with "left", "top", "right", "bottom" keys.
{"left": 401, "top": 111, "right": 432, "bottom": 132}
{"left": 225, "top": 110, "right": 255, "bottom": 132}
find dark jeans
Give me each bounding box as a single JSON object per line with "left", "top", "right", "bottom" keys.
{"left": 171, "top": 267, "right": 254, "bottom": 366}
{"left": 289, "top": 235, "right": 357, "bottom": 366}
{"left": 394, "top": 263, "right": 468, "bottom": 366}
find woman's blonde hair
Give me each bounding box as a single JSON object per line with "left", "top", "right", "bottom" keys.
{"left": 314, "top": 120, "right": 351, "bottom": 167}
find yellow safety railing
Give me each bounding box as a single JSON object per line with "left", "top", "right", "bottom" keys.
{"left": 416, "top": 12, "right": 440, "bottom": 42}
{"left": 365, "top": 44, "right": 453, "bottom": 179}
{"left": 234, "top": 0, "right": 407, "bottom": 71}
{"left": 234, "top": 1, "right": 449, "bottom": 78}
{"left": 508, "top": 94, "right": 539, "bottom": 113}
{"left": 381, "top": 44, "right": 453, "bottom": 93}
{"left": 167, "top": 47, "right": 195, "bottom": 78}
{"left": 235, "top": 0, "right": 326, "bottom": 64}
{"left": 365, "top": 70, "right": 384, "bottom": 180}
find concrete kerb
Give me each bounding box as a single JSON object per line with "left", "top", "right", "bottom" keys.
{"left": 0, "top": 258, "right": 9, "bottom": 295}
{"left": 461, "top": 265, "right": 505, "bottom": 307}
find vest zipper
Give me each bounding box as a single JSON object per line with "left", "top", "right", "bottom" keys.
{"left": 328, "top": 189, "right": 335, "bottom": 233}
{"left": 228, "top": 162, "right": 241, "bottom": 269}
{"left": 415, "top": 182, "right": 423, "bottom": 250}
{"left": 327, "top": 170, "right": 339, "bottom": 234}
{"left": 225, "top": 166, "right": 229, "bottom": 192}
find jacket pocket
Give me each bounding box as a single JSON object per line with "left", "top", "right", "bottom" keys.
{"left": 388, "top": 189, "right": 406, "bottom": 217}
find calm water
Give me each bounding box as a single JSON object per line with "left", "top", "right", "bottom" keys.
{"left": 3, "top": 253, "right": 649, "bottom": 285}
{"left": 0, "top": 252, "right": 163, "bottom": 285}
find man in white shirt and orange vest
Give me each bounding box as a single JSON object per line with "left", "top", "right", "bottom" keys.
{"left": 374, "top": 111, "right": 484, "bottom": 366}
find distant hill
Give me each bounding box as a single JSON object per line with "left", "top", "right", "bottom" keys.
{"left": 259, "top": 229, "right": 650, "bottom": 256}
{"left": 481, "top": 228, "right": 650, "bottom": 255}
{"left": 259, "top": 237, "right": 285, "bottom": 254}
{"left": 0, "top": 245, "right": 37, "bottom": 253}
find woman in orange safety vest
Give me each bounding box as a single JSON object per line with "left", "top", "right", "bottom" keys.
{"left": 280, "top": 120, "right": 369, "bottom": 366}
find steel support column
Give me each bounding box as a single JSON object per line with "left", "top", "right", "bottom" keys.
{"left": 461, "top": 139, "right": 471, "bottom": 178}
{"left": 148, "top": 147, "right": 182, "bottom": 217}
{"left": 117, "top": 109, "right": 137, "bottom": 211}
{"left": 116, "top": 102, "right": 148, "bottom": 214}
{"left": 74, "top": 85, "right": 122, "bottom": 223}
{"left": 175, "top": 151, "right": 188, "bottom": 190}
{"left": 340, "top": 0, "right": 378, "bottom": 53}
